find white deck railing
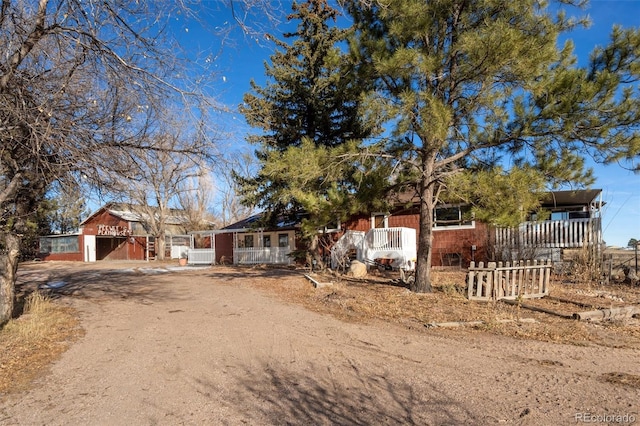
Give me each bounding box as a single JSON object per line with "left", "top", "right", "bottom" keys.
{"left": 187, "top": 249, "right": 215, "bottom": 265}
{"left": 234, "top": 247, "right": 292, "bottom": 265}
{"left": 363, "top": 227, "right": 417, "bottom": 270}
{"left": 330, "top": 227, "right": 417, "bottom": 271}
{"left": 495, "top": 218, "right": 601, "bottom": 249}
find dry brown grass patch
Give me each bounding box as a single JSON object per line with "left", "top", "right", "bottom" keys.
{"left": 235, "top": 267, "right": 640, "bottom": 348}
{"left": 0, "top": 292, "right": 83, "bottom": 395}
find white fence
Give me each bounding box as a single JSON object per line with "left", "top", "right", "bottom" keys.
{"left": 467, "top": 260, "right": 552, "bottom": 301}
{"left": 495, "top": 218, "right": 601, "bottom": 249}
{"left": 234, "top": 247, "right": 292, "bottom": 265}
{"left": 187, "top": 249, "right": 215, "bottom": 265}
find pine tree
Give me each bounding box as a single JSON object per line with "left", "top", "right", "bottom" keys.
{"left": 237, "top": 0, "right": 377, "bottom": 264}
{"left": 345, "top": 0, "right": 640, "bottom": 292}
{"left": 238, "top": 0, "right": 373, "bottom": 210}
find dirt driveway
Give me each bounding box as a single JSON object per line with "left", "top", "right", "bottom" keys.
{"left": 1, "top": 262, "right": 638, "bottom": 425}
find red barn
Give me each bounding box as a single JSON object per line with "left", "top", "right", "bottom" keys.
{"left": 39, "top": 203, "right": 190, "bottom": 262}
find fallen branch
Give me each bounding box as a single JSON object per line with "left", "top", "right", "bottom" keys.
{"left": 425, "top": 318, "right": 536, "bottom": 328}
{"left": 500, "top": 299, "right": 573, "bottom": 319}
{"left": 573, "top": 306, "right": 640, "bottom": 321}
{"left": 545, "top": 295, "right": 597, "bottom": 309}
{"left": 304, "top": 274, "right": 333, "bottom": 289}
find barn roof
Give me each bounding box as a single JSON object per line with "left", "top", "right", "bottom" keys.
{"left": 80, "top": 203, "right": 189, "bottom": 226}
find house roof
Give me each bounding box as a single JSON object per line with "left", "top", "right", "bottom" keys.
{"left": 221, "top": 212, "right": 302, "bottom": 232}
{"left": 80, "top": 202, "right": 190, "bottom": 226}
{"left": 538, "top": 189, "right": 603, "bottom": 209}
{"left": 392, "top": 188, "right": 603, "bottom": 209}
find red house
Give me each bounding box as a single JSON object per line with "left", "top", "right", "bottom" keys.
{"left": 214, "top": 189, "right": 603, "bottom": 270}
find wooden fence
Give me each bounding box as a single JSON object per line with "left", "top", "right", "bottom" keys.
{"left": 467, "top": 260, "right": 552, "bottom": 301}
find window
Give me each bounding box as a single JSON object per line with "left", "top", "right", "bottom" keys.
{"left": 441, "top": 253, "right": 462, "bottom": 267}
{"left": 371, "top": 213, "right": 388, "bottom": 229}
{"left": 244, "top": 235, "right": 254, "bottom": 248}
{"left": 278, "top": 234, "right": 289, "bottom": 248}
{"left": 263, "top": 235, "right": 271, "bottom": 248}
{"left": 551, "top": 211, "right": 590, "bottom": 221}
{"left": 434, "top": 205, "right": 473, "bottom": 228}
{"left": 39, "top": 236, "right": 80, "bottom": 253}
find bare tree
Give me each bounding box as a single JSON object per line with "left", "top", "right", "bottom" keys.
{"left": 215, "top": 150, "right": 257, "bottom": 227}
{"left": 0, "top": 0, "right": 282, "bottom": 324}
{"left": 107, "top": 125, "right": 205, "bottom": 260}
{"left": 177, "top": 170, "right": 218, "bottom": 232}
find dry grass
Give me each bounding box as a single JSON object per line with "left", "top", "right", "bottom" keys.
{"left": 0, "top": 292, "right": 82, "bottom": 395}
{"left": 240, "top": 266, "right": 640, "bottom": 348}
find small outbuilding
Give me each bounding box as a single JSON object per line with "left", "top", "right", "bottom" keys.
{"left": 39, "top": 203, "right": 192, "bottom": 262}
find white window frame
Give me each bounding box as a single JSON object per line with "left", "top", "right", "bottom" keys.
{"left": 432, "top": 204, "right": 475, "bottom": 231}
{"left": 371, "top": 213, "right": 389, "bottom": 229}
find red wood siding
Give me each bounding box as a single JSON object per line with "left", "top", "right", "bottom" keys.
{"left": 82, "top": 210, "right": 129, "bottom": 235}
{"left": 432, "top": 222, "right": 489, "bottom": 267}
{"left": 129, "top": 236, "right": 149, "bottom": 261}
{"left": 83, "top": 209, "right": 149, "bottom": 261}
{"left": 215, "top": 233, "right": 234, "bottom": 264}
{"left": 343, "top": 214, "right": 370, "bottom": 232}
{"left": 342, "top": 209, "right": 490, "bottom": 267}
{"left": 39, "top": 235, "right": 84, "bottom": 262}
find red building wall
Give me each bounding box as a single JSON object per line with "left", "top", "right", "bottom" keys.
{"left": 82, "top": 209, "right": 149, "bottom": 261}
{"left": 39, "top": 234, "right": 84, "bottom": 262}
{"left": 343, "top": 210, "right": 490, "bottom": 267}
{"left": 215, "top": 233, "right": 234, "bottom": 264}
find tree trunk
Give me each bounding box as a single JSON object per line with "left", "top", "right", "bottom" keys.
{"left": 0, "top": 233, "right": 20, "bottom": 326}
{"left": 156, "top": 232, "right": 166, "bottom": 261}
{"left": 308, "top": 234, "right": 325, "bottom": 271}
{"left": 411, "top": 157, "right": 436, "bottom": 293}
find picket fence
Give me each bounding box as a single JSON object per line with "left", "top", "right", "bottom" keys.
{"left": 467, "top": 260, "right": 552, "bottom": 301}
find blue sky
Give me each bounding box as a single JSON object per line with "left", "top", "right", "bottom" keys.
{"left": 181, "top": 0, "right": 639, "bottom": 247}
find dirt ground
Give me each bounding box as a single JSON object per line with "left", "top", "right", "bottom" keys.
{"left": 1, "top": 261, "right": 639, "bottom": 425}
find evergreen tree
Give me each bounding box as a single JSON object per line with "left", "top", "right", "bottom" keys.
{"left": 237, "top": 0, "right": 377, "bottom": 264}
{"left": 345, "top": 0, "right": 640, "bottom": 292}
{"left": 238, "top": 0, "right": 374, "bottom": 212}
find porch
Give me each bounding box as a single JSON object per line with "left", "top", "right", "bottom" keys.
{"left": 232, "top": 229, "right": 295, "bottom": 265}
{"left": 186, "top": 231, "right": 216, "bottom": 265}
{"left": 331, "top": 227, "right": 417, "bottom": 271}
{"left": 495, "top": 217, "right": 602, "bottom": 250}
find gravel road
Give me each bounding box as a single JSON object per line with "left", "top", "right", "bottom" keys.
{"left": 1, "top": 263, "right": 638, "bottom": 425}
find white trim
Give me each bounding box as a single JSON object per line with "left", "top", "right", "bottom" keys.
{"left": 432, "top": 222, "right": 476, "bottom": 231}
{"left": 371, "top": 212, "right": 389, "bottom": 229}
